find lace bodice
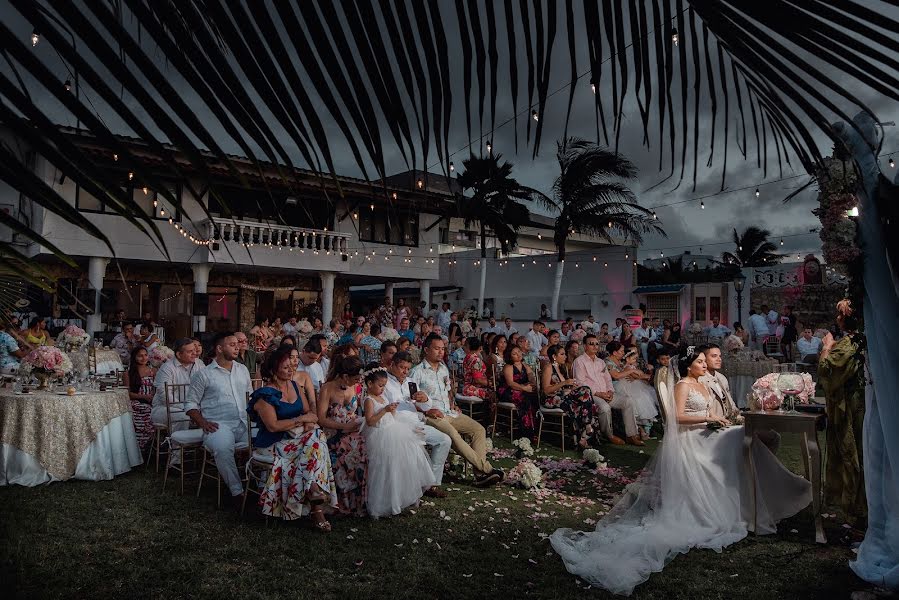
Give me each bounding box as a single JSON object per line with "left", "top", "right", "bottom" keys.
{"left": 680, "top": 383, "right": 711, "bottom": 416}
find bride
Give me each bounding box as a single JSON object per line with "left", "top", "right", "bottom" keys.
{"left": 551, "top": 348, "right": 811, "bottom": 595}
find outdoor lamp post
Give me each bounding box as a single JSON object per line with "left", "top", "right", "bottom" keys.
{"left": 733, "top": 271, "right": 746, "bottom": 325}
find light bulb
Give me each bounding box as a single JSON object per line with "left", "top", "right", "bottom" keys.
{"left": 64, "top": 79, "right": 71, "bottom": 92}
{"left": 590, "top": 82, "right": 596, "bottom": 94}
{"left": 755, "top": 188, "right": 760, "bottom": 198}
{"left": 31, "top": 30, "right": 39, "bottom": 46}
{"left": 532, "top": 110, "right": 539, "bottom": 122}
{"left": 700, "top": 201, "right": 705, "bottom": 209}
{"left": 537, "top": 233, "right": 542, "bottom": 240}
{"left": 113, "top": 154, "right": 118, "bottom": 161}
{"left": 652, "top": 211, "right": 657, "bottom": 220}
{"left": 128, "top": 172, "right": 133, "bottom": 180}
{"left": 486, "top": 141, "right": 492, "bottom": 153}
{"left": 780, "top": 239, "right": 784, "bottom": 246}
{"left": 417, "top": 179, "right": 423, "bottom": 189}
{"left": 672, "top": 28, "right": 679, "bottom": 46}
{"left": 890, "top": 157, "right": 895, "bottom": 168}
{"left": 449, "top": 161, "right": 454, "bottom": 172}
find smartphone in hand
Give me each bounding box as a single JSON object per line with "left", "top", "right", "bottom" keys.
{"left": 408, "top": 382, "right": 418, "bottom": 397}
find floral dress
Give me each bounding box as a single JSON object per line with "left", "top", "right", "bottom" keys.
{"left": 250, "top": 385, "right": 337, "bottom": 520}
{"left": 542, "top": 363, "right": 602, "bottom": 447}
{"left": 325, "top": 394, "right": 368, "bottom": 516}
{"left": 462, "top": 351, "right": 496, "bottom": 421}
{"left": 380, "top": 304, "right": 395, "bottom": 330}
{"left": 131, "top": 374, "right": 156, "bottom": 450}
{"left": 497, "top": 363, "right": 539, "bottom": 439}
{"left": 0, "top": 331, "right": 21, "bottom": 373}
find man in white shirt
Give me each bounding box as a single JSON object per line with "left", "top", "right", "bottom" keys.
{"left": 309, "top": 333, "right": 330, "bottom": 376}
{"left": 437, "top": 302, "right": 453, "bottom": 333}
{"left": 483, "top": 317, "right": 502, "bottom": 335}
{"left": 525, "top": 321, "right": 548, "bottom": 359}
{"left": 383, "top": 351, "right": 451, "bottom": 498}
{"left": 748, "top": 309, "right": 769, "bottom": 352}
{"left": 500, "top": 317, "right": 517, "bottom": 337}
{"left": 184, "top": 332, "right": 253, "bottom": 509}
{"left": 609, "top": 318, "right": 624, "bottom": 340}
{"left": 410, "top": 334, "right": 503, "bottom": 487}
{"left": 797, "top": 328, "right": 823, "bottom": 363}
{"left": 764, "top": 304, "right": 780, "bottom": 336}
{"left": 282, "top": 316, "right": 298, "bottom": 337}
{"left": 151, "top": 337, "right": 203, "bottom": 431}
{"left": 559, "top": 321, "right": 572, "bottom": 343}
{"left": 296, "top": 338, "right": 325, "bottom": 392}
{"left": 703, "top": 317, "right": 732, "bottom": 340}
{"left": 634, "top": 318, "right": 657, "bottom": 363}
{"left": 585, "top": 315, "right": 599, "bottom": 333}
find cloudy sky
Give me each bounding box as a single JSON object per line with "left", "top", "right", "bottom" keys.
{"left": 5, "top": 1, "right": 899, "bottom": 262}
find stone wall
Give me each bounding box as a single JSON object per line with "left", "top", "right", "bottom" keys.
{"left": 749, "top": 284, "right": 845, "bottom": 330}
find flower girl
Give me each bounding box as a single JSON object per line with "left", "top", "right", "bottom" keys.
{"left": 361, "top": 363, "right": 434, "bottom": 517}
{"left": 618, "top": 350, "right": 659, "bottom": 439}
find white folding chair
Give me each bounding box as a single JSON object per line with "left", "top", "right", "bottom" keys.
{"left": 161, "top": 383, "right": 204, "bottom": 495}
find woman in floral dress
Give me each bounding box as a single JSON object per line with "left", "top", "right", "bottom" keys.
{"left": 540, "top": 344, "right": 602, "bottom": 448}
{"left": 317, "top": 355, "right": 368, "bottom": 516}
{"left": 379, "top": 297, "right": 395, "bottom": 330}
{"left": 123, "top": 347, "right": 156, "bottom": 450}
{"left": 461, "top": 337, "right": 496, "bottom": 423}
{"left": 249, "top": 347, "right": 336, "bottom": 530}
{"left": 393, "top": 298, "right": 410, "bottom": 330}
{"left": 497, "top": 346, "right": 539, "bottom": 439}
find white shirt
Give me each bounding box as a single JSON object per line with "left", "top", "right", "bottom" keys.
{"left": 184, "top": 360, "right": 252, "bottom": 422}
{"left": 383, "top": 372, "right": 423, "bottom": 419}
{"left": 797, "top": 336, "right": 823, "bottom": 359}
{"left": 704, "top": 324, "right": 732, "bottom": 338}
{"left": 609, "top": 326, "right": 622, "bottom": 340}
{"left": 409, "top": 359, "right": 456, "bottom": 417}
{"left": 152, "top": 358, "right": 204, "bottom": 409}
{"left": 297, "top": 359, "right": 325, "bottom": 392}
{"left": 748, "top": 313, "right": 769, "bottom": 338}
{"left": 282, "top": 322, "right": 298, "bottom": 337}
{"left": 437, "top": 309, "right": 452, "bottom": 332}
{"left": 500, "top": 324, "right": 518, "bottom": 337}
{"left": 634, "top": 327, "right": 656, "bottom": 343}
{"left": 525, "top": 329, "right": 547, "bottom": 356}
{"left": 766, "top": 310, "right": 780, "bottom": 335}
{"left": 559, "top": 331, "right": 570, "bottom": 343}
{"left": 484, "top": 323, "right": 502, "bottom": 335}
{"left": 319, "top": 356, "right": 330, "bottom": 377}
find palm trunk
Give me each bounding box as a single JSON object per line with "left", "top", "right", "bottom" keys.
{"left": 477, "top": 225, "right": 488, "bottom": 318}
{"left": 550, "top": 258, "right": 565, "bottom": 320}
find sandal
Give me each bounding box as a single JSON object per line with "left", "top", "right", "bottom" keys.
{"left": 310, "top": 508, "right": 331, "bottom": 533}
{"left": 306, "top": 485, "right": 328, "bottom": 506}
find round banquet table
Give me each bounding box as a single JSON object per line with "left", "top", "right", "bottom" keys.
{"left": 719, "top": 358, "right": 779, "bottom": 408}
{"left": 0, "top": 387, "right": 142, "bottom": 486}
{"left": 68, "top": 349, "right": 124, "bottom": 377}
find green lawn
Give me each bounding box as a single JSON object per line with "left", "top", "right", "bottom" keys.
{"left": 0, "top": 434, "right": 868, "bottom": 599}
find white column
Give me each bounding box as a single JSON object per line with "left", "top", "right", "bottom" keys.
{"left": 320, "top": 272, "right": 336, "bottom": 326}
{"left": 385, "top": 282, "right": 395, "bottom": 305}
{"left": 191, "top": 263, "right": 212, "bottom": 333}
{"left": 86, "top": 257, "right": 109, "bottom": 336}
{"left": 419, "top": 279, "right": 431, "bottom": 307}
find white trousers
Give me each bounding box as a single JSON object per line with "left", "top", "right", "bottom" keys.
{"left": 596, "top": 394, "right": 638, "bottom": 438}
{"left": 202, "top": 420, "right": 247, "bottom": 496}
{"left": 423, "top": 424, "right": 451, "bottom": 486}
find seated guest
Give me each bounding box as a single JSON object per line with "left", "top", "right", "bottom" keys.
{"left": 797, "top": 327, "right": 823, "bottom": 363}
{"left": 606, "top": 347, "right": 657, "bottom": 441}
{"left": 309, "top": 333, "right": 330, "bottom": 375}
{"left": 138, "top": 322, "right": 160, "bottom": 352}
{"left": 0, "top": 325, "right": 27, "bottom": 374}
{"left": 660, "top": 322, "right": 681, "bottom": 352}
{"left": 414, "top": 322, "right": 432, "bottom": 348}
{"left": 539, "top": 330, "right": 562, "bottom": 360}
{"left": 184, "top": 332, "right": 253, "bottom": 511}
{"left": 500, "top": 317, "right": 518, "bottom": 337}
{"left": 325, "top": 320, "right": 341, "bottom": 346}
{"left": 124, "top": 346, "right": 156, "bottom": 451}
{"left": 281, "top": 316, "right": 299, "bottom": 337}
{"left": 652, "top": 347, "right": 678, "bottom": 424}
{"left": 525, "top": 321, "right": 548, "bottom": 360}
{"left": 609, "top": 318, "right": 624, "bottom": 340}
{"left": 296, "top": 339, "right": 325, "bottom": 392}
{"left": 250, "top": 317, "right": 273, "bottom": 352}
{"left": 379, "top": 340, "right": 398, "bottom": 368}
{"left": 733, "top": 322, "right": 750, "bottom": 345}
{"left": 397, "top": 317, "right": 415, "bottom": 342}
{"left": 326, "top": 343, "right": 359, "bottom": 381}
{"left": 703, "top": 317, "right": 732, "bottom": 340}
{"left": 362, "top": 363, "right": 435, "bottom": 517}
{"left": 234, "top": 332, "right": 259, "bottom": 380}
{"left": 249, "top": 346, "right": 335, "bottom": 528}
{"left": 461, "top": 337, "right": 496, "bottom": 423}
{"left": 509, "top": 332, "right": 520, "bottom": 348}
{"left": 486, "top": 334, "right": 508, "bottom": 383}
{"left": 151, "top": 337, "right": 203, "bottom": 435}
{"left": 497, "top": 346, "right": 539, "bottom": 440}
{"left": 279, "top": 335, "right": 297, "bottom": 348}
{"left": 448, "top": 337, "right": 465, "bottom": 371}
{"left": 559, "top": 322, "right": 572, "bottom": 343}
{"left": 359, "top": 323, "right": 383, "bottom": 365}
{"left": 597, "top": 323, "right": 613, "bottom": 346}
{"left": 564, "top": 340, "right": 580, "bottom": 371}
{"left": 634, "top": 318, "right": 656, "bottom": 363}
{"left": 541, "top": 344, "right": 601, "bottom": 448}
{"left": 383, "top": 351, "right": 451, "bottom": 498}
{"left": 317, "top": 356, "right": 368, "bottom": 516}
{"left": 619, "top": 322, "right": 636, "bottom": 349}
{"left": 191, "top": 337, "right": 207, "bottom": 365}
{"left": 572, "top": 334, "right": 636, "bottom": 446}
{"left": 111, "top": 322, "right": 136, "bottom": 364}
{"left": 411, "top": 334, "right": 504, "bottom": 487}
{"left": 21, "top": 316, "right": 53, "bottom": 350}
{"left": 396, "top": 336, "right": 413, "bottom": 356}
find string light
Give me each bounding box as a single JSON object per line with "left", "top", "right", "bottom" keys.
{"left": 417, "top": 179, "right": 424, "bottom": 189}
{"left": 652, "top": 211, "right": 657, "bottom": 220}
{"left": 779, "top": 239, "right": 784, "bottom": 246}
{"left": 671, "top": 28, "right": 679, "bottom": 46}
{"left": 142, "top": 187, "right": 148, "bottom": 195}
{"left": 532, "top": 110, "right": 539, "bottom": 122}
{"left": 352, "top": 211, "right": 358, "bottom": 219}
{"left": 449, "top": 161, "right": 454, "bottom": 172}
{"left": 890, "top": 156, "right": 895, "bottom": 168}
{"left": 700, "top": 201, "right": 705, "bottom": 209}
{"left": 590, "top": 81, "right": 596, "bottom": 94}
{"left": 64, "top": 79, "right": 72, "bottom": 92}
{"left": 486, "top": 141, "right": 492, "bottom": 154}
{"left": 31, "top": 30, "right": 39, "bottom": 46}
{"left": 153, "top": 199, "right": 158, "bottom": 208}
{"left": 755, "top": 188, "right": 760, "bottom": 198}
{"left": 128, "top": 172, "right": 133, "bottom": 180}
{"left": 112, "top": 154, "right": 118, "bottom": 161}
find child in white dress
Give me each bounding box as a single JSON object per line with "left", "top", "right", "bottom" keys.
{"left": 618, "top": 350, "right": 660, "bottom": 439}
{"left": 362, "top": 364, "right": 434, "bottom": 518}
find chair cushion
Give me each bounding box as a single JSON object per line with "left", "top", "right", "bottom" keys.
{"left": 251, "top": 451, "right": 275, "bottom": 465}
{"left": 497, "top": 402, "right": 517, "bottom": 410}
{"left": 539, "top": 407, "right": 564, "bottom": 415}
{"left": 455, "top": 393, "right": 484, "bottom": 404}
{"left": 169, "top": 429, "right": 204, "bottom": 445}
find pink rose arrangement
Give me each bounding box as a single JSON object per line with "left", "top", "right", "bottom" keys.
{"left": 148, "top": 345, "right": 174, "bottom": 368}
{"left": 750, "top": 372, "right": 815, "bottom": 410}
{"left": 20, "top": 346, "right": 73, "bottom": 377}
{"left": 57, "top": 325, "right": 91, "bottom": 350}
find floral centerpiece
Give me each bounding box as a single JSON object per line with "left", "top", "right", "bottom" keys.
{"left": 20, "top": 346, "right": 73, "bottom": 388}
{"left": 57, "top": 325, "right": 91, "bottom": 351}
{"left": 512, "top": 437, "right": 535, "bottom": 458}
{"left": 722, "top": 334, "right": 744, "bottom": 354}
{"left": 148, "top": 345, "right": 174, "bottom": 368}
{"left": 750, "top": 372, "right": 815, "bottom": 411}
{"left": 506, "top": 459, "right": 543, "bottom": 489}
{"left": 582, "top": 448, "right": 607, "bottom": 468}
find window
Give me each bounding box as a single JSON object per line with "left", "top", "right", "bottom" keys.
{"left": 645, "top": 294, "right": 679, "bottom": 325}
{"left": 709, "top": 297, "right": 721, "bottom": 321}
{"left": 358, "top": 210, "right": 419, "bottom": 246}
{"left": 693, "top": 297, "right": 707, "bottom": 322}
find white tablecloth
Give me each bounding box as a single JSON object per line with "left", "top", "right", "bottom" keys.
{"left": 0, "top": 413, "right": 142, "bottom": 486}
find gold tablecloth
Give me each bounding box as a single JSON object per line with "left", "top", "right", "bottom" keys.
{"left": 0, "top": 389, "right": 131, "bottom": 480}
{"left": 69, "top": 349, "right": 123, "bottom": 376}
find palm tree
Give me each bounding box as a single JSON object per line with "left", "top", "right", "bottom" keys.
{"left": 721, "top": 227, "right": 784, "bottom": 267}
{"left": 456, "top": 154, "right": 541, "bottom": 316}
{"left": 541, "top": 138, "right": 665, "bottom": 319}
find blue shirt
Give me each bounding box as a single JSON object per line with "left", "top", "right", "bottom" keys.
{"left": 248, "top": 384, "right": 306, "bottom": 448}
{"left": 398, "top": 329, "right": 415, "bottom": 342}
{"left": 0, "top": 332, "right": 20, "bottom": 371}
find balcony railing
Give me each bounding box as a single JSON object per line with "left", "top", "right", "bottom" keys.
{"left": 206, "top": 218, "right": 350, "bottom": 253}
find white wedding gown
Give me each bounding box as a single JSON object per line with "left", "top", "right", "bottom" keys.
{"left": 363, "top": 395, "right": 435, "bottom": 518}
{"left": 551, "top": 383, "right": 812, "bottom": 595}
{"left": 614, "top": 371, "right": 659, "bottom": 425}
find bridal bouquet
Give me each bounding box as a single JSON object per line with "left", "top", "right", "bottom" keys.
{"left": 148, "top": 345, "right": 174, "bottom": 368}
{"left": 57, "top": 325, "right": 91, "bottom": 351}
{"left": 512, "top": 437, "right": 535, "bottom": 458}
{"left": 506, "top": 459, "right": 543, "bottom": 489}
{"left": 20, "top": 346, "right": 73, "bottom": 378}
{"left": 750, "top": 372, "right": 815, "bottom": 410}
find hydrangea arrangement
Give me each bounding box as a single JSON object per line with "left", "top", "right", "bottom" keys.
{"left": 582, "top": 448, "right": 606, "bottom": 468}
{"left": 750, "top": 372, "right": 815, "bottom": 410}
{"left": 148, "top": 345, "right": 174, "bottom": 368}
{"left": 512, "top": 437, "right": 534, "bottom": 457}
{"left": 506, "top": 459, "right": 543, "bottom": 489}
{"left": 57, "top": 325, "right": 91, "bottom": 351}
{"left": 20, "top": 346, "right": 73, "bottom": 377}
